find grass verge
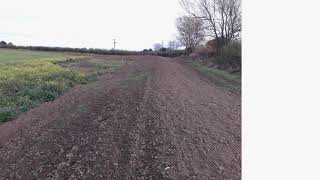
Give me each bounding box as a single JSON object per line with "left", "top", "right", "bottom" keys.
{"left": 189, "top": 61, "right": 241, "bottom": 93}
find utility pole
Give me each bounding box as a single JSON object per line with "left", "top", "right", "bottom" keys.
{"left": 112, "top": 38, "right": 117, "bottom": 50}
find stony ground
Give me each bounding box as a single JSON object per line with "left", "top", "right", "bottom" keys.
{"left": 0, "top": 55, "right": 241, "bottom": 179}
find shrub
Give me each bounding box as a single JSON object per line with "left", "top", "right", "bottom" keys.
{"left": 194, "top": 42, "right": 241, "bottom": 73}
{"left": 216, "top": 42, "right": 241, "bottom": 72}
{"left": 220, "top": 42, "right": 241, "bottom": 61}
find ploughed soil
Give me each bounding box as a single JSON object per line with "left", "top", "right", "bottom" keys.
{"left": 0, "top": 55, "right": 241, "bottom": 179}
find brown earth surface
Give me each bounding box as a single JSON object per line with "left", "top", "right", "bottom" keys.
{"left": 0, "top": 55, "right": 241, "bottom": 179}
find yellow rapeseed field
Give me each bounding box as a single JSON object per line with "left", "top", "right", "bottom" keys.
{"left": 0, "top": 51, "right": 88, "bottom": 122}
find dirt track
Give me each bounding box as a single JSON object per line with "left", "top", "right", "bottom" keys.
{"left": 0, "top": 56, "right": 241, "bottom": 179}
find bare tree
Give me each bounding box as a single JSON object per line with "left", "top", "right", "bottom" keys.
{"left": 168, "top": 40, "right": 178, "bottom": 50}
{"left": 176, "top": 16, "right": 205, "bottom": 54}
{"left": 153, "top": 43, "right": 162, "bottom": 51}
{"left": 180, "top": 0, "right": 241, "bottom": 47}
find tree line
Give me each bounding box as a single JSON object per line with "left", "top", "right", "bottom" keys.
{"left": 174, "top": 0, "right": 241, "bottom": 72}
{"left": 176, "top": 0, "right": 241, "bottom": 53}
{"left": 0, "top": 41, "right": 185, "bottom": 57}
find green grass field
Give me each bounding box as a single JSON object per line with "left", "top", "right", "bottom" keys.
{"left": 0, "top": 49, "right": 124, "bottom": 122}
{"left": 0, "top": 49, "right": 66, "bottom": 64}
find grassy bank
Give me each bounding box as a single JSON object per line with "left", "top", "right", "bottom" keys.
{"left": 0, "top": 49, "right": 125, "bottom": 122}
{"left": 190, "top": 61, "right": 241, "bottom": 93}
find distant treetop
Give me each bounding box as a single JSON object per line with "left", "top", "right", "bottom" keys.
{"left": 0, "top": 41, "right": 7, "bottom": 46}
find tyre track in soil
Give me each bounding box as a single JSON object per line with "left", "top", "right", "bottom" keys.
{"left": 0, "top": 55, "right": 241, "bottom": 179}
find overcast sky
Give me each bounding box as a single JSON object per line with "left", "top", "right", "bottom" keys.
{"left": 0, "top": 0, "right": 185, "bottom": 50}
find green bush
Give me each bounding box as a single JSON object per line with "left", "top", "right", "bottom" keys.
{"left": 221, "top": 42, "right": 241, "bottom": 59}
{"left": 204, "top": 42, "right": 241, "bottom": 73}
{"left": 215, "top": 42, "right": 241, "bottom": 72}
{"left": 190, "top": 41, "right": 241, "bottom": 73}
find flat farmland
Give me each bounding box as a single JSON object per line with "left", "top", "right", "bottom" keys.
{"left": 0, "top": 54, "right": 240, "bottom": 179}
{"left": 0, "top": 49, "right": 126, "bottom": 122}
{"left": 0, "top": 48, "right": 67, "bottom": 64}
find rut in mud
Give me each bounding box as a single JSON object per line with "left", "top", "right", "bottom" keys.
{"left": 0, "top": 56, "right": 241, "bottom": 179}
